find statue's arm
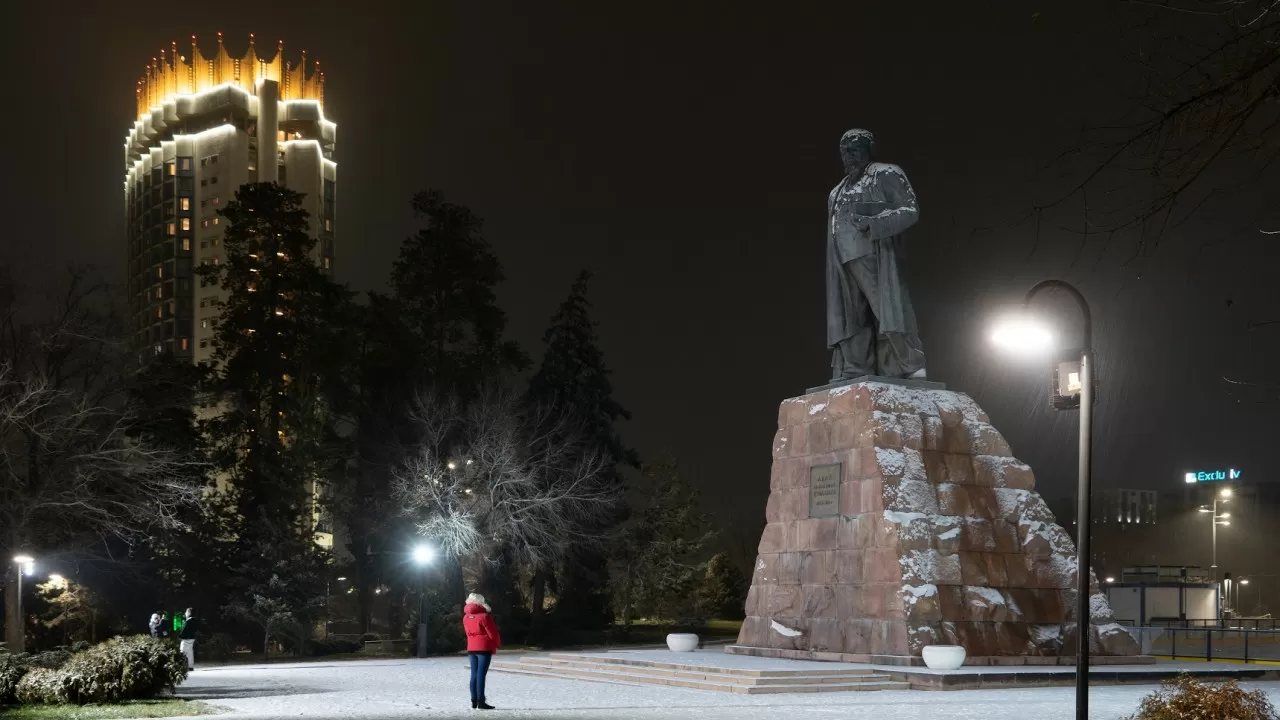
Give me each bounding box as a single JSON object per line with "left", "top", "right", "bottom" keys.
{"left": 865, "top": 166, "right": 919, "bottom": 240}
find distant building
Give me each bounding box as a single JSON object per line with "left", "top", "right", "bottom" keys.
{"left": 124, "top": 34, "right": 337, "bottom": 366}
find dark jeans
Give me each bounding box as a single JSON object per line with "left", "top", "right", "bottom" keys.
{"left": 469, "top": 651, "right": 492, "bottom": 701}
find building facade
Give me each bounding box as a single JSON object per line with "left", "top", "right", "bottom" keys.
{"left": 125, "top": 34, "right": 336, "bottom": 365}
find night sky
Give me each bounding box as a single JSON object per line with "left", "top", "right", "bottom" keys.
{"left": 3, "top": 1, "right": 1277, "bottom": 561}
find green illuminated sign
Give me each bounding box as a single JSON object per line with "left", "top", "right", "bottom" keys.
{"left": 1184, "top": 469, "right": 1241, "bottom": 483}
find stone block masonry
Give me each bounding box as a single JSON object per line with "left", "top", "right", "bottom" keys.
{"left": 734, "top": 381, "right": 1142, "bottom": 666}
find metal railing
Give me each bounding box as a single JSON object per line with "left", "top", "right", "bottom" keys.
{"left": 1124, "top": 626, "right": 1280, "bottom": 663}
{"left": 1144, "top": 618, "right": 1278, "bottom": 631}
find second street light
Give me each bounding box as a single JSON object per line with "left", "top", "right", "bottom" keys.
{"left": 990, "top": 279, "right": 1094, "bottom": 720}
{"left": 412, "top": 545, "right": 435, "bottom": 658}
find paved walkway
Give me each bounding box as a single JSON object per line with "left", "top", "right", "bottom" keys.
{"left": 174, "top": 655, "right": 1280, "bottom": 719}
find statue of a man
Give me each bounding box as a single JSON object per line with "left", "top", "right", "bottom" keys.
{"left": 826, "top": 129, "right": 927, "bottom": 381}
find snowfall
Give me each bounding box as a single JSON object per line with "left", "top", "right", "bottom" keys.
{"left": 175, "top": 654, "right": 1280, "bottom": 720}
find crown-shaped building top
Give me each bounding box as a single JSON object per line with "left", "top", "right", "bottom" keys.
{"left": 135, "top": 33, "right": 325, "bottom": 118}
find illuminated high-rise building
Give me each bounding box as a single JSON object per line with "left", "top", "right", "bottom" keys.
{"left": 124, "top": 33, "right": 336, "bottom": 365}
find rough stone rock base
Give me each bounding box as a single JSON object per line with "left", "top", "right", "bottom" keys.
{"left": 736, "top": 381, "right": 1141, "bottom": 662}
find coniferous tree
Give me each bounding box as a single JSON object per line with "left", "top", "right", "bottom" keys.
{"left": 525, "top": 271, "right": 638, "bottom": 639}
{"left": 391, "top": 190, "right": 528, "bottom": 395}
{"left": 198, "top": 182, "right": 354, "bottom": 648}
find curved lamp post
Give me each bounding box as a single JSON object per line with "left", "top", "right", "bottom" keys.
{"left": 990, "top": 279, "right": 1093, "bottom": 720}
{"left": 412, "top": 544, "right": 436, "bottom": 658}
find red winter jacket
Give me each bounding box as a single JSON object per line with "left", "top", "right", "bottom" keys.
{"left": 463, "top": 603, "right": 502, "bottom": 653}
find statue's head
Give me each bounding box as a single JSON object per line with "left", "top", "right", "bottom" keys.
{"left": 839, "top": 129, "right": 875, "bottom": 175}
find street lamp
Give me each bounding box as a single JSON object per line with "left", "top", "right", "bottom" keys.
{"left": 8, "top": 555, "right": 35, "bottom": 653}
{"left": 1197, "top": 488, "right": 1231, "bottom": 583}
{"left": 989, "top": 279, "right": 1093, "bottom": 720}
{"left": 412, "top": 545, "right": 436, "bottom": 658}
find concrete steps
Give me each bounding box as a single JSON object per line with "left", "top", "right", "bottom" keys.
{"left": 491, "top": 653, "right": 907, "bottom": 694}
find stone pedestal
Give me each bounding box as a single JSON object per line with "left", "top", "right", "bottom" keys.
{"left": 734, "top": 381, "right": 1141, "bottom": 665}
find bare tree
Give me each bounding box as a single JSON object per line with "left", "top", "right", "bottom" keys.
{"left": 393, "top": 391, "right": 620, "bottom": 572}
{"left": 0, "top": 268, "right": 207, "bottom": 650}
{"left": 1052, "top": 1, "right": 1280, "bottom": 240}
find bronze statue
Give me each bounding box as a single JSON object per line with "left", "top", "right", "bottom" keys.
{"left": 825, "top": 129, "right": 926, "bottom": 381}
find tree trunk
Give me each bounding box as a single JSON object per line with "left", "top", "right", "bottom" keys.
{"left": 529, "top": 567, "right": 548, "bottom": 643}
{"left": 620, "top": 564, "right": 635, "bottom": 637}
{"left": 263, "top": 627, "right": 271, "bottom": 660}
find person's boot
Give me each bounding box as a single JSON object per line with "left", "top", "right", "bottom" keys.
{"left": 471, "top": 701, "right": 478, "bottom": 710}
{"left": 477, "top": 699, "right": 495, "bottom": 710}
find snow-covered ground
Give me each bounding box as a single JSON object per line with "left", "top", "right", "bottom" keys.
{"left": 175, "top": 656, "right": 1280, "bottom": 719}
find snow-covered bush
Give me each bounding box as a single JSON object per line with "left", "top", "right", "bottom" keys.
{"left": 0, "top": 655, "right": 28, "bottom": 705}
{"left": 14, "top": 667, "right": 69, "bottom": 704}
{"left": 10, "top": 635, "right": 187, "bottom": 705}
{"left": 1128, "top": 675, "right": 1278, "bottom": 719}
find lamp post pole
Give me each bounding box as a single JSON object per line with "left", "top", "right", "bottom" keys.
{"left": 9, "top": 555, "right": 34, "bottom": 654}
{"left": 417, "top": 567, "right": 428, "bottom": 658}
{"left": 1021, "top": 280, "right": 1094, "bottom": 720}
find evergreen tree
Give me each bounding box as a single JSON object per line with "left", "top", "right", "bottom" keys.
{"left": 198, "top": 182, "right": 354, "bottom": 647}
{"left": 613, "top": 459, "right": 715, "bottom": 630}
{"left": 525, "top": 271, "right": 638, "bottom": 639}
{"left": 698, "top": 552, "right": 748, "bottom": 621}
{"left": 391, "top": 190, "right": 528, "bottom": 395}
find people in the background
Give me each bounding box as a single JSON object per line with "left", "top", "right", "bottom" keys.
{"left": 462, "top": 593, "right": 502, "bottom": 710}
{"left": 178, "top": 608, "right": 199, "bottom": 671}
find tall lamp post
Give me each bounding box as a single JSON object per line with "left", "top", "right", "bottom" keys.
{"left": 1197, "top": 488, "right": 1231, "bottom": 582}
{"left": 9, "top": 555, "right": 35, "bottom": 653}
{"left": 990, "top": 279, "right": 1094, "bottom": 720}
{"left": 412, "top": 545, "right": 435, "bottom": 658}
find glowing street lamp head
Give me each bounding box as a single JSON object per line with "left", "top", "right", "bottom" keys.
{"left": 13, "top": 555, "right": 34, "bottom": 564}
{"left": 990, "top": 314, "right": 1055, "bottom": 355}
{"left": 412, "top": 545, "right": 435, "bottom": 565}
{"left": 1221, "top": 488, "right": 1233, "bottom": 499}
{"left": 1241, "top": 578, "right": 1250, "bottom": 585}
{"left": 1104, "top": 576, "right": 1115, "bottom": 583}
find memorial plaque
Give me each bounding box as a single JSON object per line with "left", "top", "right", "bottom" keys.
{"left": 808, "top": 463, "right": 842, "bottom": 518}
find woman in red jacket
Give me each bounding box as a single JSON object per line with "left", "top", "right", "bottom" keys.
{"left": 462, "top": 593, "right": 501, "bottom": 710}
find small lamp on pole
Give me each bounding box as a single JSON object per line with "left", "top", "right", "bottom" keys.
{"left": 412, "top": 544, "right": 436, "bottom": 658}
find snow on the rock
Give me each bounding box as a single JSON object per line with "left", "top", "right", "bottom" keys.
{"left": 900, "top": 549, "right": 962, "bottom": 585}
{"left": 884, "top": 510, "right": 929, "bottom": 524}
{"left": 1090, "top": 592, "right": 1114, "bottom": 621}
{"left": 937, "top": 527, "right": 961, "bottom": 540}
{"left": 770, "top": 620, "right": 803, "bottom": 637}
{"left": 966, "top": 586, "right": 1006, "bottom": 606}
{"left": 1030, "top": 624, "right": 1063, "bottom": 644}
{"left": 876, "top": 446, "right": 906, "bottom": 475}
{"left": 808, "top": 402, "right": 828, "bottom": 416}
{"left": 902, "top": 584, "right": 938, "bottom": 605}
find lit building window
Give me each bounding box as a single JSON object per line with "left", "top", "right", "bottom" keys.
{"left": 167, "top": 222, "right": 176, "bottom": 235}
{"left": 181, "top": 218, "right": 191, "bottom": 231}
{"left": 180, "top": 338, "right": 189, "bottom": 351}
{"left": 213, "top": 217, "right": 220, "bottom": 225}
{"left": 156, "top": 307, "right": 162, "bottom": 319}
{"left": 157, "top": 267, "right": 163, "bottom": 278}
{"left": 201, "top": 219, "right": 209, "bottom": 229}
{"left": 325, "top": 219, "right": 332, "bottom": 232}
{"left": 201, "top": 319, "right": 208, "bottom": 329}
{"left": 323, "top": 257, "right": 331, "bottom": 270}
{"left": 167, "top": 162, "right": 176, "bottom": 176}
{"left": 182, "top": 238, "right": 191, "bottom": 251}
{"left": 180, "top": 158, "right": 191, "bottom": 171}
{"left": 180, "top": 198, "right": 191, "bottom": 211}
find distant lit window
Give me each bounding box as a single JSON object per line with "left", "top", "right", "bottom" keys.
{"left": 167, "top": 162, "right": 176, "bottom": 176}
{"left": 213, "top": 217, "right": 220, "bottom": 225}
{"left": 157, "top": 267, "right": 163, "bottom": 278}
{"left": 182, "top": 238, "right": 191, "bottom": 251}
{"left": 181, "top": 218, "right": 191, "bottom": 231}
{"left": 201, "top": 219, "right": 209, "bottom": 229}
{"left": 179, "top": 158, "right": 191, "bottom": 171}
{"left": 180, "top": 198, "right": 190, "bottom": 211}
{"left": 323, "top": 257, "right": 331, "bottom": 270}
{"left": 324, "top": 219, "right": 332, "bottom": 232}
{"left": 155, "top": 307, "right": 162, "bottom": 319}
{"left": 180, "top": 338, "right": 189, "bottom": 351}
{"left": 211, "top": 197, "right": 220, "bottom": 206}
{"left": 167, "top": 222, "right": 176, "bottom": 235}
{"left": 201, "top": 319, "right": 208, "bottom": 329}
{"left": 213, "top": 257, "right": 219, "bottom": 265}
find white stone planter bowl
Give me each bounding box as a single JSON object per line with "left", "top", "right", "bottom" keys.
{"left": 921, "top": 644, "right": 966, "bottom": 671}
{"left": 666, "top": 633, "right": 699, "bottom": 652}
